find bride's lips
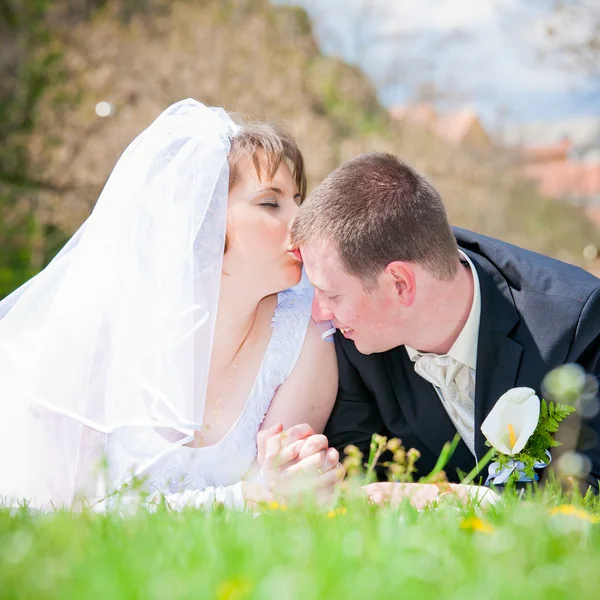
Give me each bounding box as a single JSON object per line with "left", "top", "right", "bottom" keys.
{"left": 289, "top": 248, "right": 303, "bottom": 263}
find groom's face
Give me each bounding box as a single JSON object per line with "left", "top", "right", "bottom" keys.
{"left": 300, "top": 238, "right": 404, "bottom": 355}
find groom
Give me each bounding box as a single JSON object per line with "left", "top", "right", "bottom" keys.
{"left": 292, "top": 152, "right": 600, "bottom": 496}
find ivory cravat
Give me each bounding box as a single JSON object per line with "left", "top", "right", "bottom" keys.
{"left": 411, "top": 353, "right": 476, "bottom": 456}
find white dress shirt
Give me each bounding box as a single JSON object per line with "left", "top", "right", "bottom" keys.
{"left": 405, "top": 250, "right": 481, "bottom": 456}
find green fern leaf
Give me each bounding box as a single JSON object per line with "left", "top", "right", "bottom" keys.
{"left": 555, "top": 404, "right": 575, "bottom": 422}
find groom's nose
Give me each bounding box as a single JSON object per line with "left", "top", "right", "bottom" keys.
{"left": 312, "top": 293, "right": 333, "bottom": 322}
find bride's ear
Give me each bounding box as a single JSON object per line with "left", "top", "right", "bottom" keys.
{"left": 385, "top": 262, "right": 416, "bottom": 307}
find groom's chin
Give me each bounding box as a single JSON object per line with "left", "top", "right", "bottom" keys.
{"left": 352, "top": 338, "right": 375, "bottom": 356}
{"left": 353, "top": 336, "right": 393, "bottom": 356}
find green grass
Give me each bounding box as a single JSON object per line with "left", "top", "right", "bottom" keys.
{"left": 2, "top": 486, "right": 600, "bottom": 600}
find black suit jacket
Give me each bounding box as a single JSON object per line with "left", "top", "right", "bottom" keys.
{"left": 325, "top": 228, "right": 600, "bottom": 489}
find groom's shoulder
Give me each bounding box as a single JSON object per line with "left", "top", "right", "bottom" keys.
{"left": 453, "top": 226, "right": 600, "bottom": 301}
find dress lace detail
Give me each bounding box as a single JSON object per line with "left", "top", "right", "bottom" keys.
{"left": 106, "top": 287, "right": 313, "bottom": 495}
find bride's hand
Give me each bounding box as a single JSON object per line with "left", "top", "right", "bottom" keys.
{"left": 257, "top": 423, "right": 314, "bottom": 474}
{"left": 256, "top": 423, "right": 345, "bottom": 496}
{"left": 283, "top": 439, "right": 344, "bottom": 495}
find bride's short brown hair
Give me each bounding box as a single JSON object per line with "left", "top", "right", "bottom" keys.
{"left": 224, "top": 117, "right": 306, "bottom": 253}
{"left": 227, "top": 116, "right": 306, "bottom": 201}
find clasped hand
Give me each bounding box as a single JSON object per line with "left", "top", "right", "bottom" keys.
{"left": 252, "top": 423, "right": 345, "bottom": 501}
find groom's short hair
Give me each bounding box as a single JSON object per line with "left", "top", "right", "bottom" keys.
{"left": 292, "top": 152, "right": 459, "bottom": 289}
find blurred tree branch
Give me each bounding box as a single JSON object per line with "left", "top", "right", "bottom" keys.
{"left": 539, "top": 0, "right": 600, "bottom": 79}
{"left": 294, "top": 0, "right": 410, "bottom": 92}
{"left": 0, "top": 0, "right": 69, "bottom": 297}
{"left": 283, "top": 0, "right": 471, "bottom": 110}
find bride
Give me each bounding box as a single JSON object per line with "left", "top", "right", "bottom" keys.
{"left": 0, "top": 99, "right": 343, "bottom": 510}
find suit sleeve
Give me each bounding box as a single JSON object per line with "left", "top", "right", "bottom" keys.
{"left": 324, "top": 337, "right": 388, "bottom": 463}
{"left": 570, "top": 287, "right": 600, "bottom": 492}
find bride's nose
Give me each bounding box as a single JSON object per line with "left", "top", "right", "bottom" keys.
{"left": 286, "top": 213, "right": 299, "bottom": 241}
{"left": 288, "top": 204, "right": 299, "bottom": 226}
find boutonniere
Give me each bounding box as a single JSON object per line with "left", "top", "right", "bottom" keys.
{"left": 480, "top": 387, "right": 575, "bottom": 486}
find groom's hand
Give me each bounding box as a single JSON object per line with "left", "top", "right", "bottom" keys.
{"left": 257, "top": 423, "right": 345, "bottom": 496}
{"left": 363, "top": 482, "right": 499, "bottom": 510}
{"left": 282, "top": 437, "right": 344, "bottom": 496}
{"left": 257, "top": 423, "right": 315, "bottom": 471}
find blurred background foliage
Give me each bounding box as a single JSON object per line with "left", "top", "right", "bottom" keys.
{"left": 1, "top": 0, "right": 599, "bottom": 299}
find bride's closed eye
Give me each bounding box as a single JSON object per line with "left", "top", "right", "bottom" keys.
{"left": 260, "top": 200, "right": 280, "bottom": 209}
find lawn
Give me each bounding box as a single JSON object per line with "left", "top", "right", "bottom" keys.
{"left": 1, "top": 485, "right": 599, "bottom": 600}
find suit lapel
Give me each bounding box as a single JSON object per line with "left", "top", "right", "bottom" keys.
{"left": 383, "top": 348, "right": 476, "bottom": 471}
{"left": 464, "top": 249, "right": 524, "bottom": 459}
{"left": 384, "top": 244, "right": 524, "bottom": 470}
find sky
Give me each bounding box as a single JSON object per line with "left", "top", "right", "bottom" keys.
{"left": 275, "top": 0, "right": 599, "bottom": 127}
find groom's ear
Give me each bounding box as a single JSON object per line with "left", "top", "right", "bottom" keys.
{"left": 385, "top": 262, "right": 416, "bottom": 307}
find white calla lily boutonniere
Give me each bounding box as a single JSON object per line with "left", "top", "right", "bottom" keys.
{"left": 481, "top": 387, "right": 575, "bottom": 486}
{"left": 481, "top": 387, "right": 540, "bottom": 456}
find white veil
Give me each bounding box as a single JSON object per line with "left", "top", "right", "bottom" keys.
{"left": 0, "top": 99, "right": 238, "bottom": 509}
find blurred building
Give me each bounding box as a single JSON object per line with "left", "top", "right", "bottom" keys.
{"left": 520, "top": 139, "right": 600, "bottom": 200}
{"left": 502, "top": 116, "right": 600, "bottom": 163}
{"left": 389, "top": 103, "right": 492, "bottom": 147}
{"left": 501, "top": 117, "right": 600, "bottom": 226}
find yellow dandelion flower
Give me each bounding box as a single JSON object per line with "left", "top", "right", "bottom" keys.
{"left": 327, "top": 510, "right": 337, "bottom": 518}
{"left": 549, "top": 505, "right": 600, "bottom": 523}
{"left": 265, "top": 501, "right": 287, "bottom": 511}
{"left": 459, "top": 516, "right": 494, "bottom": 534}
{"left": 217, "top": 577, "right": 252, "bottom": 600}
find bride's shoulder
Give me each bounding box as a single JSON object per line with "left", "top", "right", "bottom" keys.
{"left": 274, "top": 285, "right": 336, "bottom": 351}
{"left": 279, "top": 287, "right": 335, "bottom": 360}
{"left": 267, "top": 296, "right": 338, "bottom": 427}
{"left": 274, "top": 285, "right": 313, "bottom": 321}
{"left": 279, "top": 281, "right": 314, "bottom": 302}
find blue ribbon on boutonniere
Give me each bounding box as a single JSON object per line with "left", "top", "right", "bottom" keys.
{"left": 485, "top": 450, "right": 552, "bottom": 486}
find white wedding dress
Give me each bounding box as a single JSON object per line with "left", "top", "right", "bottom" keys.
{"left": 0, "top": 100, "right": 325, "bottom": 511}
{"left": 104, "top": 287, "right": 313, "bottom": 509}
